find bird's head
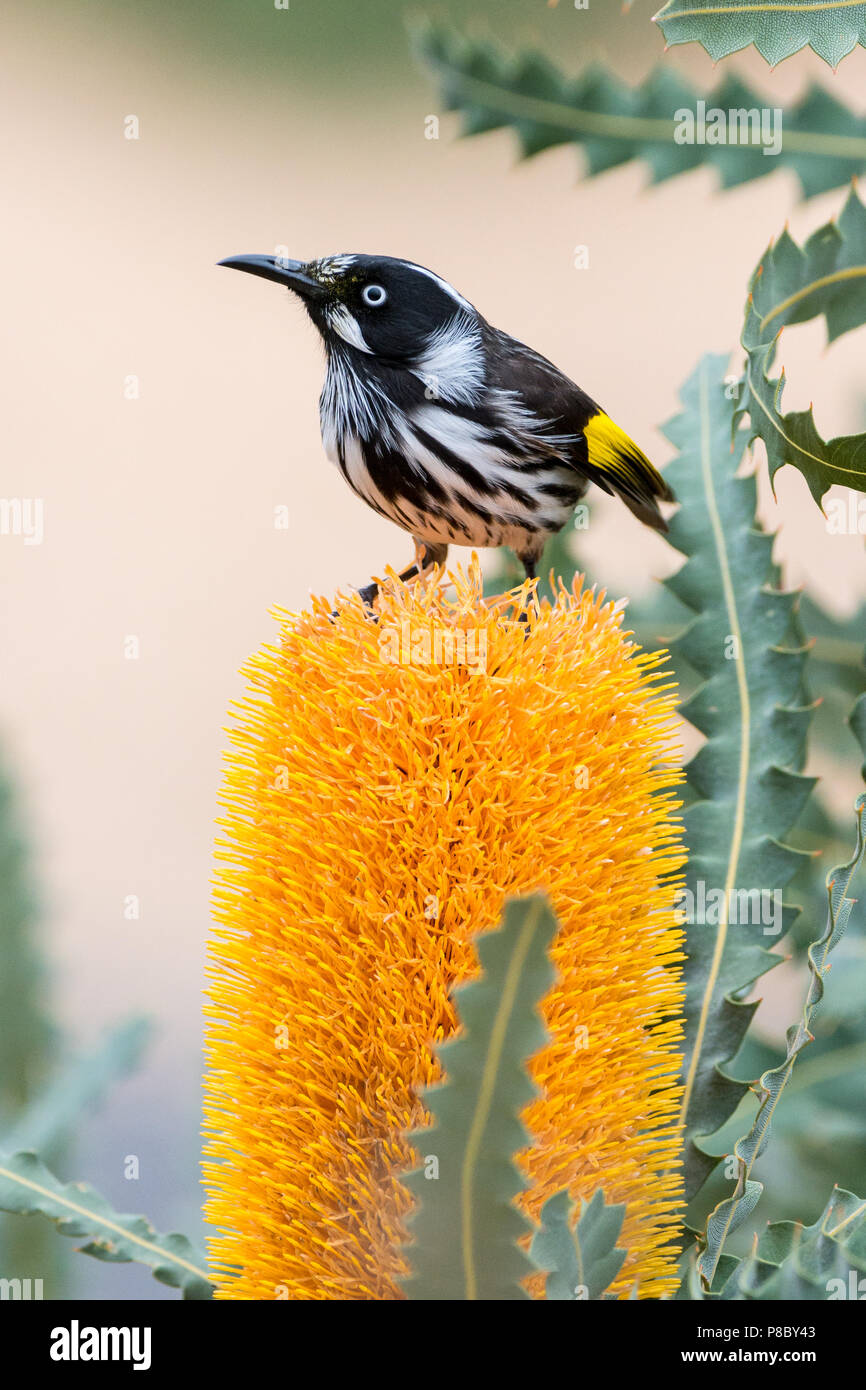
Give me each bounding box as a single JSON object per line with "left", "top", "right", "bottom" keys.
{"left": 218, "top": 252, "right": 480, "bottom": 367}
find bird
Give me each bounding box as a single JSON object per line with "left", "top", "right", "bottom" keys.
{"left": 218, "top": 251, "right": 674, "bottom": 608}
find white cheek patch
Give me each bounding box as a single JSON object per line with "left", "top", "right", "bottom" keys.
{"left": 410, "top": 316, "right": 485, "bottom": 405}
{"left": 326, "top": 304, "right": 372, "bottom": 354}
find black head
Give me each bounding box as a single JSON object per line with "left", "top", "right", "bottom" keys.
{"left": 218, "top": 252, "right": 478, "bottom": 362}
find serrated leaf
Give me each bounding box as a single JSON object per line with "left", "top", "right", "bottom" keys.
{"left": 0, "top": 757, "right": 54, "bottom": 1131}
{"left": 739, "top": 187, "right": 866, "bottom": 506}
{"left": 399, "top": 894, "right": 557, "bottom": 1300}
{"left": 731, "top": 971, "right": 866, "bottom": 1208}
{"left": 655, "top": 0, "right": 866, "bottom": 68}
{"left": 851, "top": 692, "right": 866, "bottom": 779}
{"left": 720, "top": 1187, "right": 866, "bottom": 1298}
{"left": 1, "top": 1018, "right": 151, "bottom": 1157}
{"left": 697, "top": 793, "right": 866, "bottom": 1286}
{"left": 662, "top": 354, "right": 815, "bottom": 1205}
{"left": 678, "top": 1246, "right": 743, "bottom": 1299}
{"left": 676, "top": 1247, "right": 707, "bottom": 1300}
{"left": 0, "top": 754, "right": 62, "bottom": 1286}
{"left": 0, "top": 1150, "right": 213, "bottom": 1299}
{"left": 793, "top": 596, "right": 866, "bottom": 791}
{"left": 531, "top": 1188, "right": 627, "bottom": 1300}
{"left": 801, "top": 595, "right": 866, "bottom": 690}
{"left": 413, "top": 20, "right": 866, "bottom": 199}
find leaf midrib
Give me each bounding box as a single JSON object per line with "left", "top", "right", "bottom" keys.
{"left": 746, "top": 357, "right": 866, "bottom": 482}
{"left": 461, "top": 901, "right": 541, "bottom": 1300}
{"left": 424, "top": 49, "right": 866, "bottom": 161}
{"left": 700, "top": 803, "right": 866, "bottom": 1284}
{"left": 678, "top": 362, "right": 752, "bottom": 1136}
{"left": 0, "top": 1155, "right": 211, "bottom": 1289}
{"left": 760, "top": 265, "right": 866, "bottom": 333}
{"left": 659, "top": 0, "right": 866, "bottom": 16}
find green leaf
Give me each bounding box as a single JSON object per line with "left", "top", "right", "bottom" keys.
{"left": 0, "top": 757, "right": 54, "bottom": 1130}
{"left": 801, "top": 596, "right": 866, "bottom": 697}
{"left": 697, "top": 793, "right": 866, "bottom": 1286}
{"left": 727, "top": 937, "right": 866, "bottom": 1215}
{"left": 0, "top": 752, "right": 65, "bottom": 1288}
{"left": 1, "top": 1018, "right": 151, "bottom": 1157}
{"left": 850, "top": 692, "right": 866, "bottom": 780}
{"left": 531, "top": 1188, "right": 627, "bottom": 1301}
{"left": 662, "top": 354, "right": 815, "bottom": 1205}
{"left": 719, "top": 1187, "right": 866, "bottom": 1298}
{"left": 399, "top": 894, "right": 557, "bottom": 1300}
{"left": 794, "top": 596, "right": 866, "bottom": 783}
{"left": 654, "top": 0, "right": 866, "bottom": 68}
{"left": 0, "top": 1150, "right": 213, "bottom": 1299}
{"left": 739, "top": 186, "right": 866, "bottom": 506}
{"left": 677, "top": 1246, "right": 742, "bottom": 1299}
{"left": 413, "top": 20, "right": 866, "bottom": 199}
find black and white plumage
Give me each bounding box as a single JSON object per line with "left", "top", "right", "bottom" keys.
{"left": 219, "top": 251, "right": 674, "bottom": 598}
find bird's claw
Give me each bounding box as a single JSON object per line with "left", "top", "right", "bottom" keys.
{"left": 330, "top": 584, "right": 380, "bottom": 623}
{"left": 356, "top": 583, "right": 380, "bottom": 611}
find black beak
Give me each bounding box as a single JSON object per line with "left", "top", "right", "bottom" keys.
{"left": 217, "top": 254, "right": 326, "bottom": 300}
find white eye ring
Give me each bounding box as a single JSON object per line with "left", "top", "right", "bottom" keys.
{"left": 362, "top": 284, "right": 387, "bottom": 307}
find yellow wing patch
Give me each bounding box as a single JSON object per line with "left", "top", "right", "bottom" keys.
{"left": 583, "top": 412, "right": 672, "bottom": 502}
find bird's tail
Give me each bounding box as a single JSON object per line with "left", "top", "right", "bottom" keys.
{"left": 583, "top": 411, "right": 674, "bottom": 532}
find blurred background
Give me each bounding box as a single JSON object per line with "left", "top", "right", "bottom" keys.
{"left": 2, "top": 0, "right": 865, "bottom": 1296}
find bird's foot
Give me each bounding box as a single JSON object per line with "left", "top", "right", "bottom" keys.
{"left": 356, "top": 582, "right": 379, "bottom": 611}
{"left": 330, "top": 582, "right": 380, "bottom": 623}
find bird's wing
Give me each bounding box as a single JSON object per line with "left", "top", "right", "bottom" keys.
{"left": 483, "top": 326, "right": 674, "bottom": 530}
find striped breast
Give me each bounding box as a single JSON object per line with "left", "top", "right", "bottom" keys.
{"left": 320, "top": 356, "right": 584, "bottom": 549}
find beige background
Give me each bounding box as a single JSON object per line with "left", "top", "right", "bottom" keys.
{"left": 3, "top": 2, "right": 865, "bottom": 1293}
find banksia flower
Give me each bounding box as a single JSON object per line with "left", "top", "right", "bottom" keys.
{"left": 203, "top": 564, "right": 686, "bottom": 1300}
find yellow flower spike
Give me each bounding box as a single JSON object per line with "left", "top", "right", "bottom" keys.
{"left": 203, "top": 561, "right": 687, "bottom": 1300}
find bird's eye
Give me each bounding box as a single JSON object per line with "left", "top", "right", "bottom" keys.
{"left": 362, "top": 284, "right": 387, "bottom": 307}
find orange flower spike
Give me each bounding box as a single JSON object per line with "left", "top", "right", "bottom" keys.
{"left": 203, "top": 562, "right": 687, "bottom": 1300}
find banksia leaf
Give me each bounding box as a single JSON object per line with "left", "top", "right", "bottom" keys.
{"left": 400, "top": 894, "right": 555, "bottom": 1300}
{"left": 662, "top": 354, "right": 815, "bottom": 1204}
{"left": 203, "top": 567, "right": 687, "bottom": 1299}
{"left": 739, "top": 187, "right": 866, "bottom": 507}
{"left": 1, "top": 1018, "right": 151, "bottom": 1158}
{"left": 800, "top": 595, "right": 866, "bottom": 766}
{"left": 413, "top": 21, "right": 866, "bottom": 199}
{"left": 0, "top": 756, "right": 53, "bottom": 1131}
{"left": 850, "top": 693, "right": 866, "bottom": 780}
{"left": 698, "top": 793, "right": 866, "bottom": 1287}
{"left": 677, "top": 1246, "right": 742, "bottom": 1299}
{"left": 718, "top": 1187, "right": 866, "bottom": 1299}
{"left": 532, "top": 1188, "right": 627, "bottom": 1301}
{"left": 0, "top": 1151, "right": 212, "bottom": 1299}
{"left": 655, "top": 0, "right": 866, "bottom": 67}
{"left": 0, "top": 753, "right": 63, "bottom": 1289}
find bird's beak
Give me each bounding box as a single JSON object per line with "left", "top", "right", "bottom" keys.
{"left": 217, "top": 254, "right": 326, "bottom": 300}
